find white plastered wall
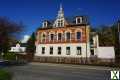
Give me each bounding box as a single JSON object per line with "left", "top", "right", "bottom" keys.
{"left": 35, "top": 43, "right": 90, "bottom": 58}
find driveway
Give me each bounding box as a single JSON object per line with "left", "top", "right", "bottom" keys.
{"left": 5, "top": 62, "right": 119, "bottom": 80}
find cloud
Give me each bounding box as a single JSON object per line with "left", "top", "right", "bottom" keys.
{"left": 21, "top": 35, "right": 30, "bottom": 43}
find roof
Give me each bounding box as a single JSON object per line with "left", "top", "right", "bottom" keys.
{"left": 37, "top": 16, "right": 89, "bottom": 31}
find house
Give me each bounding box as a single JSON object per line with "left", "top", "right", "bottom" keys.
{"left": 9, "top": 43, "right": 26, "bottom": 53}
{"left": 34, "top": 4, "right": 115, "bottom": 64}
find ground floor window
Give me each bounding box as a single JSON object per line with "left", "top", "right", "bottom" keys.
{"left": 50, "top": 47, "right": 53, "bottom": 55}
{"left": 66, "top": 47, "right": 70, "bottom": 55}
{"left": 58, "top": 47, "right": 61, "bottom": 55}
{"left": 77, "top": 47, "right": 81, "bottom": 55}
{"left": 42, "top": 47, "right": 45, "bottom": 54}
{"left": 91, "top": 49, "right": 94, "bottom": 55}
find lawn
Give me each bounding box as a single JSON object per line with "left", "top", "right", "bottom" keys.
{"left": 0, "top": 69, "right": 12, "bottom": 80}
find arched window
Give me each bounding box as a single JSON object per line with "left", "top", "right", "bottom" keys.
{"left": 50, "top": 34, "right": 54, "bottom": 41}
{"left": 76, "top": 32, "right": 81, "bottom": 40}
{"left": 58, "top": 33, "right": 62, "bottom": 40}
{"left": 66, "top": 32, "right": 70, "bottom": 40}
{"left": 42, "top": 34, "right": 46, "bottom": 42}
{"left": 76, "top": 17, "right": 83, "bottom": 24}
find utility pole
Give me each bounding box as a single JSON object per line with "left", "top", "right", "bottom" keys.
{"left": 118, "top": 20, "right": 120, "bottom": 54}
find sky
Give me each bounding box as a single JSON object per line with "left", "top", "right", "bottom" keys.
{"left": 0, "top": 0, "right": 120, "bottom": 39}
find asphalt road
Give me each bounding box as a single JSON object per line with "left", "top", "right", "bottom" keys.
{"left": 5, "top": 63, "right": 119, "bottom": 80}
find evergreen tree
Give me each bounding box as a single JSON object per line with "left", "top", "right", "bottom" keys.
{"left": 26, "top": 32, "right": 36, "bottom": 54}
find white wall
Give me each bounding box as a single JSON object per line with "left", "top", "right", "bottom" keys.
{"left": 9, "top": 47, "right": 26, "bottom": 53}
{"left": 35, "top": 43, "right": 90, "bottom": 58}
{"left": 97, "top": 47, "right": 115, "bottom": 59}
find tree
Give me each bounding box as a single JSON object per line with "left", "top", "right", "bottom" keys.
{"left": 26, "top": 32, "right": 36, "bottom": 54}
{"left": 95, "top": 25, "right": 115, "bottom": 46}
{"left": 0, "top": 17, "right": 23, "bottom": 53}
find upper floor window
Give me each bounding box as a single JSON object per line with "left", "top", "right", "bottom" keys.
{"left": 76, "top": 17, "right": 82, "bottom": 24}
{"left": 58, "top": 33, "right": 62, "bottom": 40}
{"left": 77, "top": 32, "right": 81, "bottom": 40}
{"left": 50, "top": 34, "right": 54, "bottom": 41}
{"left": 66, "top": 32, "right": 70, "bottom": 40}
{"left": 58, "top": 20, "right": 64, "bottom": 27}
{"left": 66, "top": 47, "right": 70, "bottom": 55}
{"left": 42, "top": 34, "right": 46, "bottom": 42}
{"left": 58, "top": 20, "right": 61, "bottom": 27}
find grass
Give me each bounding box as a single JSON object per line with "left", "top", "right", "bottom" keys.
{"left": 0, "top": 69, "right": 12, "bottom": 80}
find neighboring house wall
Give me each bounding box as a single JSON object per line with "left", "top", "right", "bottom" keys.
{"left": 91, "top": 34, "right": 115, "bottom": 62}
{"left": 97, "top": 47, "right": 115, "bottom": 62}
{"left": 10, "top": 47, "right": 26, "bottom": 52}
{"left": 9, "top": 43, "right": 26, "bottom": 53}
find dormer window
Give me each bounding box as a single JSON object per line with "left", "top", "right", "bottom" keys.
{"left": 76, "top": 17, "right": 83, "bottom": 24}
{"left": 43, "top": 21, "right": 48, "bottom": 28}
{"left": 57, "top": 19, "right": 64, "bottom": 27}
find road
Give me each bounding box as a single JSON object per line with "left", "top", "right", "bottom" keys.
{"left": 5, "top": 62, "right": 119, "bottom": 80}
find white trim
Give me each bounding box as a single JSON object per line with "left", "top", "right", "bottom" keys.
{"left": 49, "top": 31, "right": 55, "bottom": 42}
{"left": 41, "top": 32, "right": 47, "bottom": 42}
{"left": 65, "top": 30, "right": 72, "bottom": 41}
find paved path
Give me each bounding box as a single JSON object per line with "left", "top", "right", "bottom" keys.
{"left": 5, "top": 62, "right": 119, "bottom": 80}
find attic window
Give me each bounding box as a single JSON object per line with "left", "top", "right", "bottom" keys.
{"left": 76, "top": 17, "right": 83, "bottom": 24}
{"left": 57, "top": 19, "right": 63, "bottom": 27}
{"left": 43, "top": 21, "right": 48, "bottom": 27}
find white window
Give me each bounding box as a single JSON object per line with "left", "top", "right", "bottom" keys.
{"left": 91, "top": 50, "right": 94, "bottom": 55}
{"left": 76, "top": 17, "right": 83, "bottom": 24}
{"left": 58, "top": 33, "right": 62, "bottom": 41}
{"left": 50, "top": 47, "right": 53, "bottom": 55}
{"left": 76, "top": 32, "right": 81, "bottom": 40}
{"left": 43, "top": 21, "right": 48, "bottom": 27}
{"left": 42, "top": 34, "right": 46, "bottom": 42}
{"left": 66, "top": 32, "right": 71, "bottom": 41}
{"left": 42, "top": 47, "right": 45, "bottom": 54}
{"left": 66, "top": 47, "right": 70, "bottom": 55}
{"left": 77, "top": 47, "right": 81, "bottom": 55}
{"left": 50, "top": 34, "right": 54, "bottom": 41}
{"left": 58, "top": 47, "right": 61, "bottom": 55}
{"left": 57, "top": 19, "right": 64, "bottom": 27}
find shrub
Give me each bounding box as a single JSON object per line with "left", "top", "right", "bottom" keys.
{"left": 3, "top": 52, "right": 16, "bottom": 60}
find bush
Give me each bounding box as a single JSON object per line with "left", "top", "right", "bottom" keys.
{"left": 3, "top": 52, "right": 16, "bottom": 61}
{"left": 0, "top": 69, "right": 12, "bottom": 80}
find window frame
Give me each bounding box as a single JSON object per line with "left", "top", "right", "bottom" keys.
{"left": 66, "top": 47, "right": 70, "bottom": 55}
{"left": 66, "top": 32, "right": 71, "bottom": 41}
{"left": 50, "top": 34, "right": 54, "bottom": 41}
{"left": 76, "top": 32, "right": 81, "bottom": 40}
{"left": 76, "top": 47, "right": 82, "bottom": 55}
{"left": 50, "top": 47, "right": 53, "bottom": 55}
{"left": 42, "top": 47, "right": 45, "bottom": 54}
{"left": 58, "top": 47, "right": 61, "bottom": 55}
{"left": 58, "top": 33, "right": 62, "bottom": 41}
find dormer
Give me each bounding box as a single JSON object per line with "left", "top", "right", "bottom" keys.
{"left": 42, "top": 20, "right": 49, "bottom": 28}
{"left": 75, "top": 16, "right": 83, "bottom": 24}
{"left": 53, "top": 4, "right": 66, "bottom": 27}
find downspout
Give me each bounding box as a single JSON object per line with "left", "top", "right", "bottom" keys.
{"left": 85, "top": 25, "right": 88, "bottom": 64}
